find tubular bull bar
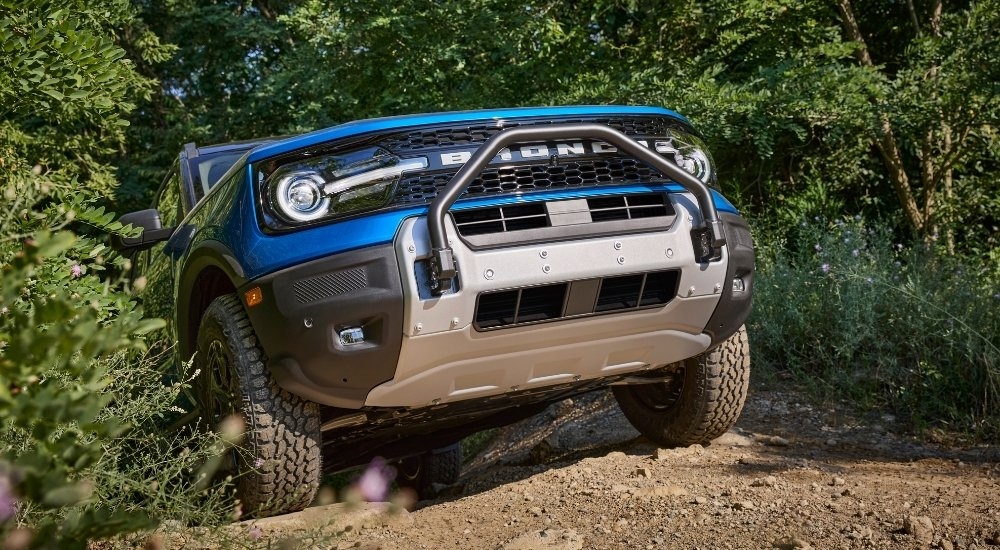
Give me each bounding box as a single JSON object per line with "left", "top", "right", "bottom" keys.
{"left": 426, "top": 123, "right": 726, "bottom": 294}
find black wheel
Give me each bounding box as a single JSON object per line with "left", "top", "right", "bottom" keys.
{"left": 195, "top": 294, "right": 321, "bottom": 517}
{"left": 613, "top": 325, "right": 750, "bottom": 446}
{"left": 396, "top": 443, "right": 462, "bottom": 498}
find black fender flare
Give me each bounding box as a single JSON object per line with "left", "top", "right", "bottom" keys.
{"left": 175, "top": 240, "right": 247, "bottom": 360}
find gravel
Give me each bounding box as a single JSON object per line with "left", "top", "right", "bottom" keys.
{"left": 261, "top": 389, "right": 1000, "bottom": 549}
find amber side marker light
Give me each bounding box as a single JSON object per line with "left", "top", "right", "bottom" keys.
{"left": 244, "top": 287, "right": 264, "bottom": 307}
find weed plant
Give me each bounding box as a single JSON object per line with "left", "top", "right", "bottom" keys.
{"left": 749, "top": 216, "right": 1000, "bottom": 438}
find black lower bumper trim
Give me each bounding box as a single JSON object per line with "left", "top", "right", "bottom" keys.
{"left": 242, "top": 244, "right": 404, "bottom": 408}
{"left": 704, "top": 212, "right": 755, "bottom": 345}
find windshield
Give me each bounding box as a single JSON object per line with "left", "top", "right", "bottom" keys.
{"left": 191, "top": 151, "right": 250, "bottom": 201}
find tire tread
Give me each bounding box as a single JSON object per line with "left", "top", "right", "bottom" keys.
{"left": 198, "top": 294, "right": 321, "bottom": 517}
{"left": 613, "top": 325, "right": 750, "bottom": 446}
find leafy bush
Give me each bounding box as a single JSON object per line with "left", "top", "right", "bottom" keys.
{"left": 0, "top": 3, "right": 236, "bottom": 547}
{"left": 750, "top": 215, "right": 1000, "bottom": 436}
{"left": 0, "top": 222, "right": 238, "bottom": 548}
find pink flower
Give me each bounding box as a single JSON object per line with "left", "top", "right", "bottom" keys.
{"left": 0, "top": 473, "right": 16, "bottom": 523}
{"left": 247, "top": 525, "right": 263, "bottom": 539}
{"left": 254, "top": 458, "right": 264, "bottom": 469}
{"left": 354, "top": 457, "right": 394, "bottom": 502}
{"left": 70, "top": 264, "right": 82, "bottom": 278}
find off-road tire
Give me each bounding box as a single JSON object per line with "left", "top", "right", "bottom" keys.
{"left": 396, "top": 443, "right": 462, "bottom": 498}
{"left": 612, "top": 325, "right": 750, "bottom": 447}
{"left": 196, "top": 294, "right": 321, "bottom": 517}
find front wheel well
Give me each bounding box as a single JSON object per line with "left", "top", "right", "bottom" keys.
{"left": 182, "top": 266, "right": 237, "bottom": 359}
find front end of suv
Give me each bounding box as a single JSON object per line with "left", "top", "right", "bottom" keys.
{"left": 117, "top": 106, "right": 754, "bottom": 517}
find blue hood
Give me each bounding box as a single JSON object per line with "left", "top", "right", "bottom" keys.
{"left": 246, "top": 106, "right": 688, "bottom": 163}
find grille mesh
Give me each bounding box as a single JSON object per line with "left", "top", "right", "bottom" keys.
{"left": 378, "top": 116, "right": 684, "bottom": 152}
{"left": 395, "top": 158, "right": 665, "bottom": 206}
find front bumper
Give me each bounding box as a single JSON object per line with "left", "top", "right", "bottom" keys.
{"left": 243, "top": 191, "right": 753, "bottom": 410}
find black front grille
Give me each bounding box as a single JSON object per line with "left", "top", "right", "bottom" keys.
{"left": 395, "top": 157, "right": 665, "bottom": 206}
{"left": 378, "top": 116, "right": 684, "bottom": 152}
{"left": 381, "top": 115, "right": 689, "bottom": 207}
{"left": 474, "top": 269, "right": 679, "bottom": 330}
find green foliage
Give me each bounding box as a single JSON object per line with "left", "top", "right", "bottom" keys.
{"left": 0, "top": 0, "right": 167, "bottom": 200}
{"left": 0, "top": 231, "right": 164, "bottom": 545}
{"left": 750, "top": 216, "right": 1000, "bottom": 436}
{"left": 86, "top": 354, "right": 238, "bottom": 531}
{"left": 0, "top": 2, "right": 231, "bottom": 547}
{"left": 119, "top": 0, "right": 999, "bottom": 249}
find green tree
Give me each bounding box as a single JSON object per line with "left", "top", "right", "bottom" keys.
{"left": 117, "top": 0, "right": 298, "bottom": 209}
{"left": 836, "top": 0, "right": 1000, "bottom": 248}
{"left": 122, "top": 0, "right": 999, "bottom": 252}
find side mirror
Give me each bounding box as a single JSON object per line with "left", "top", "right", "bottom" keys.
{"left": 111, "top": 209, "right": 174, "bottom": 254}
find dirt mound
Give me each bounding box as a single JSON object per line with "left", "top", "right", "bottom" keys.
{"left": 270, "top": 389, "right": 1000, "bottom": 549}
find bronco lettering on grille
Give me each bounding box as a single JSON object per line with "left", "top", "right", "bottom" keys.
{"left": 431, "top": 139, "right": 684, "bottom": 169}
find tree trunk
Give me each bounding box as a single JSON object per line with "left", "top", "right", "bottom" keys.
{"left": 942, "top": 126, "right": 956, "bottom": 253}
{"left": 835, "top": 0, "right": 926, "bottom": 235}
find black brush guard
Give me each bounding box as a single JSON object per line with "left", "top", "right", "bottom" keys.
{"left": 426, "top": 123, "right": 726, "bottom": 294}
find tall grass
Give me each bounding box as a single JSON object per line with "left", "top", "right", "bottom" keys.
{"left": 749, "top": 216, "right": 1000, "bottom": 437}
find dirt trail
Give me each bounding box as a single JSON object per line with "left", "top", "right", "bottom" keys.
{"left": 318, "top": 387, "right": 1000, "bottom": 549}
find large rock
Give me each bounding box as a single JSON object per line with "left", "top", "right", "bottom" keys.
{"left": 712, "top": 431, "right": 754, "bottom": 447}
{"left": 902, "top": 515, "right": 934, "bottom": 544}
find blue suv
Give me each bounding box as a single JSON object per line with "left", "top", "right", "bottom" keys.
{"left": 114, "top": 106, "right": 755, "bottom": 517}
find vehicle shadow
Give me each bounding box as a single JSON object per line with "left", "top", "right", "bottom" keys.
{"left": 414, "top": 387, "right": 1000, "bottom": 510}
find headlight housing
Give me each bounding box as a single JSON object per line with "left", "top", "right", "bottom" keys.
{"left": 263, "top": 147, "right": 427, "bottom": 226}
{"left": 653, "top": 130, "right": 715, "bottom": 186}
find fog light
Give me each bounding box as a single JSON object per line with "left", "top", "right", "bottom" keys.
{"left": 338, "top": 327, "right": 365, "bottom": 345}
{"left": 732, "top": 277, "right": 746, "bottom": 292}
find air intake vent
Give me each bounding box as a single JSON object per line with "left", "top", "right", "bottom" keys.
{"left": 474, "top": 270, "right": 679, "bottom": 330}
{"left": 587, "top": 194, "right": 670, "bottom": 222}
{"left": 474, "top": 283, "right": 568, "bottom": 330}
{"left": 453, "top": 203, "right": 547, "bottom": 236}
{"left": 454, "top": 193, "right": 673, "bottom": 237}
{"left": 595, "top": 274, "right": 645, "bottom": 312}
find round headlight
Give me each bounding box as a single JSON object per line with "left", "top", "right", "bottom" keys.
{"left": 273, "top": 171, "right": 330, "bottom": 222}
{"left": 654, "top": 132, "right": 715, "bottom": 186}
{"left": 675, "top": 147, "right": 713, "bottom": 183}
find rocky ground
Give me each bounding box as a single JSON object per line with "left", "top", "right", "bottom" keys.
{"left": 244, "top": 387, "right": 1000, "bottom": 550}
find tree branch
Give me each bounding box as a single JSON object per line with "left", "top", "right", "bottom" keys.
{"left": 921, "top": 128, "right": 937, "bottom": 226}
{"left": 835, "top": 0, "right": 874, "bottom": 66}
{"left": 905, "top": 0, "right": 922, "bottom": 36}
{"left": 930, "top": 0, "right": 943, "bottom": 37}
